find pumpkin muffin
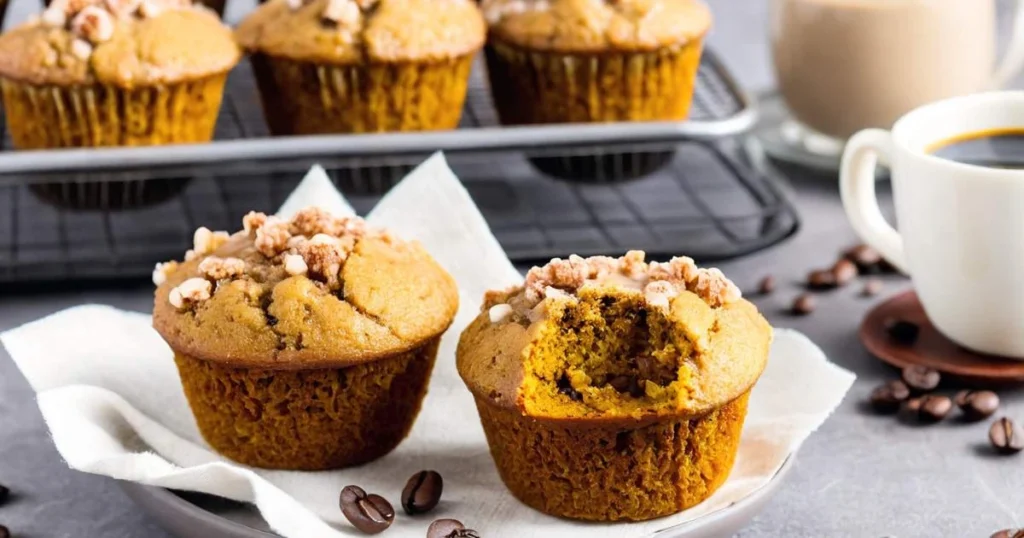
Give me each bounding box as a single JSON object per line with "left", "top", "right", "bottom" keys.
{"left": 457, "top": 251, "right": 771, "bottom": 521}
{"left": 482, "top": 0, "right": 711, "bottom": 125}
{"left": 153, "top": 207, "right": 459, "bottom": 470}
{"left": 0, "top": 0, "right": 239, "bottom": 149}
{"left": 235, "top": 0, "right": 486, "bottom": 135}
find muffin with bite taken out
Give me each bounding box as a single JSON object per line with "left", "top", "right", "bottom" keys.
{"left": 457, "top": 251, "right": 771, "bottom": 521}
{"left": 153, "top": 207, "right": 459, "bottom": 470}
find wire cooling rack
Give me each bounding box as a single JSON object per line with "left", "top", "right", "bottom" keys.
{"left": 0, "top": 51, "right": 797, "bottom": 283}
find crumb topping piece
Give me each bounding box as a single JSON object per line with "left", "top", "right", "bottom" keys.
{"left": 490, "top": 251, "right": 741, "bottom": 323}
{"left": 157, "top": 206, "right": 396, "bottom": 310}
{"left": 197, "top": 256, "right": 246, "bottom": 280}
{"left": 152, "top": 261, "right": 178, "bottom": 286}
{"left": 41, "top": 0, "right": 199, "bottom": 58}
{"left": 169, "top": 277, "right": 212, "bottom": 310}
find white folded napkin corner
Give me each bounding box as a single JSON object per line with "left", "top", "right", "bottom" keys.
{"left": 0, "top": 153, "right": 855, "bottom": 538}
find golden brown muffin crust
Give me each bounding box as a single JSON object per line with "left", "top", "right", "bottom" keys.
{"left": 153, "top": 208, "right": 459, "bottom": 369}
{"left": 235, "top": 0, "right": 486, "bottom": 65}
{"left": 0, "top": 6, "right": 239, "bottom": 87}
{"left": 482, "top": 0, "right": 711, "bottom": 53}
{"left": 457, "top": 252, "right": 771, "bottom": 428}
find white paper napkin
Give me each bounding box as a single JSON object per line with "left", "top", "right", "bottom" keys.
{"left": 0, "top": 153, "right": 855, "bottom": 538}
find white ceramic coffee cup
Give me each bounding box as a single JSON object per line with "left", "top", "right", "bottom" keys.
{"left": 841, "top": 91, "right": 1024, "bottom": 358}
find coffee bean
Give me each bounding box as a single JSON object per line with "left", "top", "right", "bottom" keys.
{"left": 917, "top": 394, "right": 952, "bottom": 423}
{"left": 427, "top": 519, "right": 465, "bottom": 538}
{"left": 402, "top": 470, "right": 443, "bottom": 515}
{"left": 791, "top": 294, "right": 815, "bottom": 315}
{"left": 807, "top": 269, "right": 837, "bottom": 290}
{"left": 0, "top": 524, "right": 8, "bottom": 538}
{"left": 901, "top": 365, "right": 939, "bottom": 393}
{"left": 955, "top": 390, "right": 1000, "bottom": 421}
{"left": 989, "top": 417, "right": 1024, "bottom": 455}
{"left": 869, "top": 380, "right": 910, "bottom": 414}
{"left": 902, "top": 397, "right": 923, "bottom": 414}
{"left": 992, "top": 529, "right": 1024, "bottom": 538}
{"left": 451, "top": 531, "right": 481, "bottom": 538}
{"left": 831, "top": 259, "right": 858, "bottom": 286}
{"left": 0, "top": 484, "right": 8, "bottom": 506}
{"left": 340, "top": 485, "right": 395, "bottom": 534}
{"left": 845, "top": 244, "right": 882, "bottom": 271}
{"left": 862, "top": 279, "right": 883, "bottom": 297}
{"left": 758, "top": 275, "right": 776, "bottom": 295}
{"left": 885, "top": 319, "right": 920, "bottom": 346}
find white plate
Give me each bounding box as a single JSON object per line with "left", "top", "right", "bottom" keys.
{"left": 119, "top": 455, "right": 793, "bottom": 538}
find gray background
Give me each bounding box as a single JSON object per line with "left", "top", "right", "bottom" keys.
{"left": 1, "top": 1, "right": 1023, "bottom": 537}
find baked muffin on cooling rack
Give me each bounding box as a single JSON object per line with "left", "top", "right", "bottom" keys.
{"left": 0, "top": 0, "right": 239, "bottom": 210}
{"left": 482, "top": 0, "right": 712, "bottom": 125}
{"left": 457, "top": 251, "right": 771, "bottom": 521}
{"left": 236, "top": 0, "right": 485, "bottom": 134}
{"left": 0, "top": 0, "right": 239, "bottom": 149}
{"left": 153, "top": 207, "right": 459, "bottom": 470}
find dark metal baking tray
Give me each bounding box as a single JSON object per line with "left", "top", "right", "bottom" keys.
{"left": 0, "top": 50, "right": 755, "bottom": 176}
{"left": 0, "top": 138, "right": 799, "bottom": 283}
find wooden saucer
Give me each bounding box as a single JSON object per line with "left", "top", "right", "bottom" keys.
{"left": 861, "top": 290, "right": 1024, "bottom": 386}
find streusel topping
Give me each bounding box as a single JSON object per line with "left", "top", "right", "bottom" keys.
{"left": 37, "top": 0, "right": 204, "bottom": 60}
{"left": 486, "top": 251, "right": 741, "bottom": 324}
{"left": 158, "top": 207, "right": 399, "bottom": 311}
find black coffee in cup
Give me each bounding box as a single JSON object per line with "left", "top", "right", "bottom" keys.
{"left": 928, "top": 128, "right": 1024, "bottom": 169}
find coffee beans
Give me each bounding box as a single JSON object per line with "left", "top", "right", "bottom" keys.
{"left": 428, "top": 519, "right": 465, "bottom": 538}
{"left": 990, "top": 417, "right": 1024, "bottom": 455}
{"left": 831, "top": 259, "right": 858, "bottom": 286}
{"left": 862, "top": 279, "right": 883, "bottom": 297}
{"left": 807, "top": 269, "right": 837, "bottom": 290}
{"left": 916, "top": 395, "right": 953, "bottom": 423}
{"left": 340, "top": 485, "right": 395, "bottom": 534}
{"left": 0, "top": 524, "right": 8, "bottom": 538}
{"left": 427, "top": 519, "right": 480, "bottom": 538}
{"left": 758, "top": 275, "right": 776, "bottom": 295}
{"left": 992, "top": 529, "right": 1024, "bottom": 538}
{"left": 955, "top": 390, "right": 1000, "bottom": 422}
{"left": 791, "top": 294, "right": 816, "bottom": 315}
{"left": 402, "top": 470, "right": 443, "bottom": 515}
{"left": 886, "top": 320, "right": 920, "bottom": 346}
{"left": 869, "top": 380, "right": 910, "bottom": 414}
{"left": 901, "top": 365, "right": 939, "bottom": 393}
{"left": 844, "top": 244, "right": 883, "bottom": 272}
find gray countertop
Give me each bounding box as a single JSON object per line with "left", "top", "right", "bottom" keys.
{"left": 2, "top": 1, "right": 1024, "bottom": 537}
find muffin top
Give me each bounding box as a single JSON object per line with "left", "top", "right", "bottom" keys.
{"left": 457, "top": 251, "right": 771, "bottom": 427}
{"left": 153, "top": 207, "right": 459, "bottom": 369}
{"left": 482, "top": 0, "right": 711, "bottom": 54}
{"left": 235, "top": 0, "right": 486, "bottom": 65}
{"left": 0, "top": 0, "right": 239, "bottom": 88}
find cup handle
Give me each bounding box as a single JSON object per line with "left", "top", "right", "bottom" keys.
{"left": 840, "top": 129, "right": 909, "bottom": 274}
{"left": 990, "top": 0, "right": 1024, "bottom": 89}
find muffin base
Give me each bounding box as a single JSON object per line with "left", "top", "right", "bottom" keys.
{"left": 485, "top": 41, "right": 702, "bottom": 181}
{"left": 174, "top": 339, "right": 439, "bottom": 470}
{"left": 249, "top": 54, "right": 475, "bottom": 135}
{"left": 474, "top": 391, "right": 749, "bottom": 521}
{"left": 485, "top": 39, "right": 705, "bottom": 125}
{"left": 0, "top": 74, "right": 229, "bottom": 149}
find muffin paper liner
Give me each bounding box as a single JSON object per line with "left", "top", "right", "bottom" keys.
{"left": 485, "top": 39, "right": 705, "bottom": 125}
{"left": 0, "top": 73, "right": 229, "bottom": 149}
{"left": 174, "top": 340, "right": 439, "bottom": 471}
{"left": 0, "top": 155, "right": 856, "bottom": 538}
{"left": 476, "top": 391, "right": 749, "bottom": 521}
{"left": 250, "top": 54, "right": 475, "bottom": 135}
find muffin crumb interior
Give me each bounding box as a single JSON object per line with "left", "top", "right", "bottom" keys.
{"left": 486, "top": 251, "right": 739, "bottom": 419}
